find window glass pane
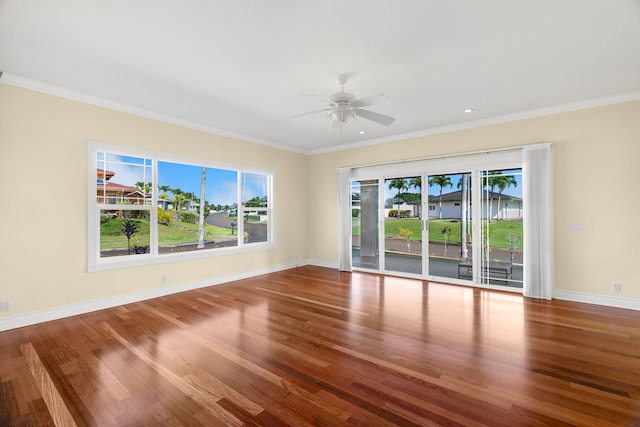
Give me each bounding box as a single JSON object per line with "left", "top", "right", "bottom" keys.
{"left": 158, "top": 162, "right": 239, "bottom": 253}
{"left": 96, "top": 153, "right": 152, "bottom": 205}
{"left": 241, "top": 172, "right": 268, "bottom": 244}
{"left": 480, "top": 168, "right": 523, "bottom": 288}
{"left": 100, "top": 210, "right": 150, "bottom": 258}
{"left": 91, "top": 143, "right": 273, "bottom": 271}
{"left": 352, "top": 180, "right": 379, "bottom": 270}
{"left": 243, "top": 211, "right": 268, "bottom": 243}
{"left": 242, "top": 173, "right": 268, "bottom": 206}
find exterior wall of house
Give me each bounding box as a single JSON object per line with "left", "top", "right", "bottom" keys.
{"left": 308, "top": 99, "right": 640, "bottom": 302}
{"left": 428, "top": 200, "right": 522, "bottom": 220}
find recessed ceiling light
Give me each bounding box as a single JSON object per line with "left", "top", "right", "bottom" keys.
{"left": 359, "top": 131, "right": 365, "bottom": 134}
{"left": 464, "top": 108, "right": 474, "bottom": 113}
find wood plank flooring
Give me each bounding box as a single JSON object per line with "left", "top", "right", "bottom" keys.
{"left": 1, "top": 266, "right": 639, "bottom": 426}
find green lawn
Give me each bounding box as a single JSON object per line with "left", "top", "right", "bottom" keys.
{"left": 100, "top": 217, "right": 233, "bottom": 250}
{"left": 353, "top": 218, "right": 523, "bottom": 249}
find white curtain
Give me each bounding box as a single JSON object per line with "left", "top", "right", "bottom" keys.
{"left": 337, "top": 168, "right": 352, "bottom": 271}
{"left": 522, "top": 143, "right": 554, "bottom": 299}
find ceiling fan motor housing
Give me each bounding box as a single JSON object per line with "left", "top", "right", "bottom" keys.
{"left": 329, "top": 92, "right": 356, "bottom": 123}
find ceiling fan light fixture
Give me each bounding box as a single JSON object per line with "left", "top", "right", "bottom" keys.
{"left": 329, "top": 106, "right": 355, "bottom": 125}
{"left": 291, "top": 75, "right": 395, "bottom": 131}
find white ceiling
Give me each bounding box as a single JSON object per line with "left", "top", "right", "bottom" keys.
{"left": 1, "top": 0, "right": 640, "bottom": 153}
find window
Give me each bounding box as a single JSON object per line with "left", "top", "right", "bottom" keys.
{"left": 88, "top": 142, "right": 274, "bottom": 271}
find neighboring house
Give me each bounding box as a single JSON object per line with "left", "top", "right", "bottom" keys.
{"left": 354, "top": 188, "right": 522, "bottom": 220}
{"left": 96, "top": 169, "right": 148, "bottom": 204}
{"left": 427, "top": 189, "right": 522, "bottom": 220}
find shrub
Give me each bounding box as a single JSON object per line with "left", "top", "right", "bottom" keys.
{"left": 179, "top": 211, "right": 198, "bottom": 224}
{"left": 389, "top": 209, "right": 411, "bottom": 218}
{"left": 100, "top": 212, "right": 115, "bottom": 223}
{"left": 157, "top": 207, "right": 172, "bottom": 225}
{"left": 352, "top": 209, "right": 360, "bottom": 218}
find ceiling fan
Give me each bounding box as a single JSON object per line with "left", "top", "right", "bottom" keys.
{"left": 290, "top": 75, "right": 395, "bottom": 130}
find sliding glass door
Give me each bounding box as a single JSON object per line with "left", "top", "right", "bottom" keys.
{"left": 352, "top": 180, "right": 380, "bottom": 270}
{"left": 479, "top": 168, "right": 523, "bottom": 288}
{"left": 384, "top": 176, "right": 423, "bottom": 275}
{"left": 427, "top": 172, "right": 472, "bottom": 281}
{"left": 347, "top": 153, "right": 526, "bottom": 291}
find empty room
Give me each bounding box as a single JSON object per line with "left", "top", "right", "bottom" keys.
{"left": 1, "top": 1, "right": 639, "bottom": 425}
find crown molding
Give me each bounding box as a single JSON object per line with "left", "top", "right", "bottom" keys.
{"left": 308, "top": 91, "right": 640, "bottom": 155}
{"left": 0, "top": 73, "right": 307, "bottom": 155}
{"left": 3, "top": 72, "right": 639, "bottom": 157}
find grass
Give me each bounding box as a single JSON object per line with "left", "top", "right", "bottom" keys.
{"left": 100, "top": 217, "right": 234, "bottom": 250}
{"left": 353, "top": 217, "right": 523, "bottom": 249}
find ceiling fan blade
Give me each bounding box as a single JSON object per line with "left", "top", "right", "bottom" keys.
{"left": 351, "top": 94, "right": 391, "bottom": 108}
{"left": 287, "top": 108, "right": 330, "bottom": 119}
{"left": 354, "top": 108, "right": 396, "bottom": 126}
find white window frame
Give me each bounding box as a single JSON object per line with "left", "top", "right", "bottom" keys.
{"left": 88, "top": 141, "right": 275, "bottom": 272}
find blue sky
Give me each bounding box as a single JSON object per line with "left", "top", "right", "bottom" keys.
{"left": 98, "top": 154, "right": 266, "bottom": 206}
{"left": 158, "top": 162, "right": 240, "bottom": 206}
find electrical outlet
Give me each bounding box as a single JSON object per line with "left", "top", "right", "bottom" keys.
{"left": 161, "top": 274, "right": 168, "bottom": 284}
{"left": 612, "top": 282, "right": 622, "bottom": 292}
{"left": 1, "top": 300, "right": 12, "bottom": 311}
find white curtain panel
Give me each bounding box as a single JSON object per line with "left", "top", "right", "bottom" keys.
{"left": 337, "top": 168, "right": 352, "bottom": 271}
{"left": 523, "top": 143, "right": 554, "bottom": 299}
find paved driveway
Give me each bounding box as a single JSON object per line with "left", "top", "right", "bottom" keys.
{"left": 206, "top": 212, "right": 267, "bottom": 243}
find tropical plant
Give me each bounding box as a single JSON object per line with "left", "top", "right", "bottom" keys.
{"left": 173, "top": 193, "right": 185, "bottom": 211}
{"left": 121, "top": 215, "right": 138, "bottom": 255}
{"left": 495, "top": 174, "right": 518, "bottom": 220}
{"left": 409, "top": 176, "right": 421, "bottom": 191}
{"left": 398, "top": 226, "right": 414, "bottom": 252}
{"left": 135, "top": 181, "right": 152, "bottom": 194}
{"left": 428, "top": 175, "right": 452, "bottom": 219}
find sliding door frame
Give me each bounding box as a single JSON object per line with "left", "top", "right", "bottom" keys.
{"left": 347, "top": 148, "right": 525, "bottom": 292}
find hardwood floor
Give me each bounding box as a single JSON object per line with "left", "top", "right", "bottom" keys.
{"left": 1, "top": 266, "right": 639, "bottom": 426}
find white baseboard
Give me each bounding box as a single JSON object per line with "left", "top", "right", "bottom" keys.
{"left": 0, "top": 261, "right": 302, "bottom": 332}
{"left": 307, "top": 259, "right": 339, "bottom": 269}
{"left": 554, "top": 290, "right": 640, "bottom": 311}
{"left": 5, "top": 264, "right": 636, "bottom": 332}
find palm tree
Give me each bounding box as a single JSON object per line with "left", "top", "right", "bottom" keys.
{"left": 173, "top": 194, "right": 185, "bottom": 213}
{"left": 485, "top": 171, "right": 516, "bottom": 222}
{"left": 409, "top": 176, "right": 421, "bottom": 191}
{"left": 428, "top": 175, "right": 452, "bottom": 219}
{"left": 197, "top": 167, "right": 207, "bottom": 249}
{"left": 388, "top": 178, "right": 408, "bottom": 218}
{"left": 172, "top": 188, "right": 184, "bottom": 211}
{"left": 156, "top": 185, "right": 170, "bottom": 209}
{"left": 494, "top": 174, "right": 518, "bottom": 220}
{"left": 135, "top": 181, "right": 152, "bottom": 194}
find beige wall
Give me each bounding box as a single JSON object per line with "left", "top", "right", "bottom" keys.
{"left": 1, "top": 82, "right": 639, "bottom": 323}
{"left": 308, "top": 100, "right": 640, "bottom": 299}
{"left": 0, "top": 84, "right": 309, "bottom": 319}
